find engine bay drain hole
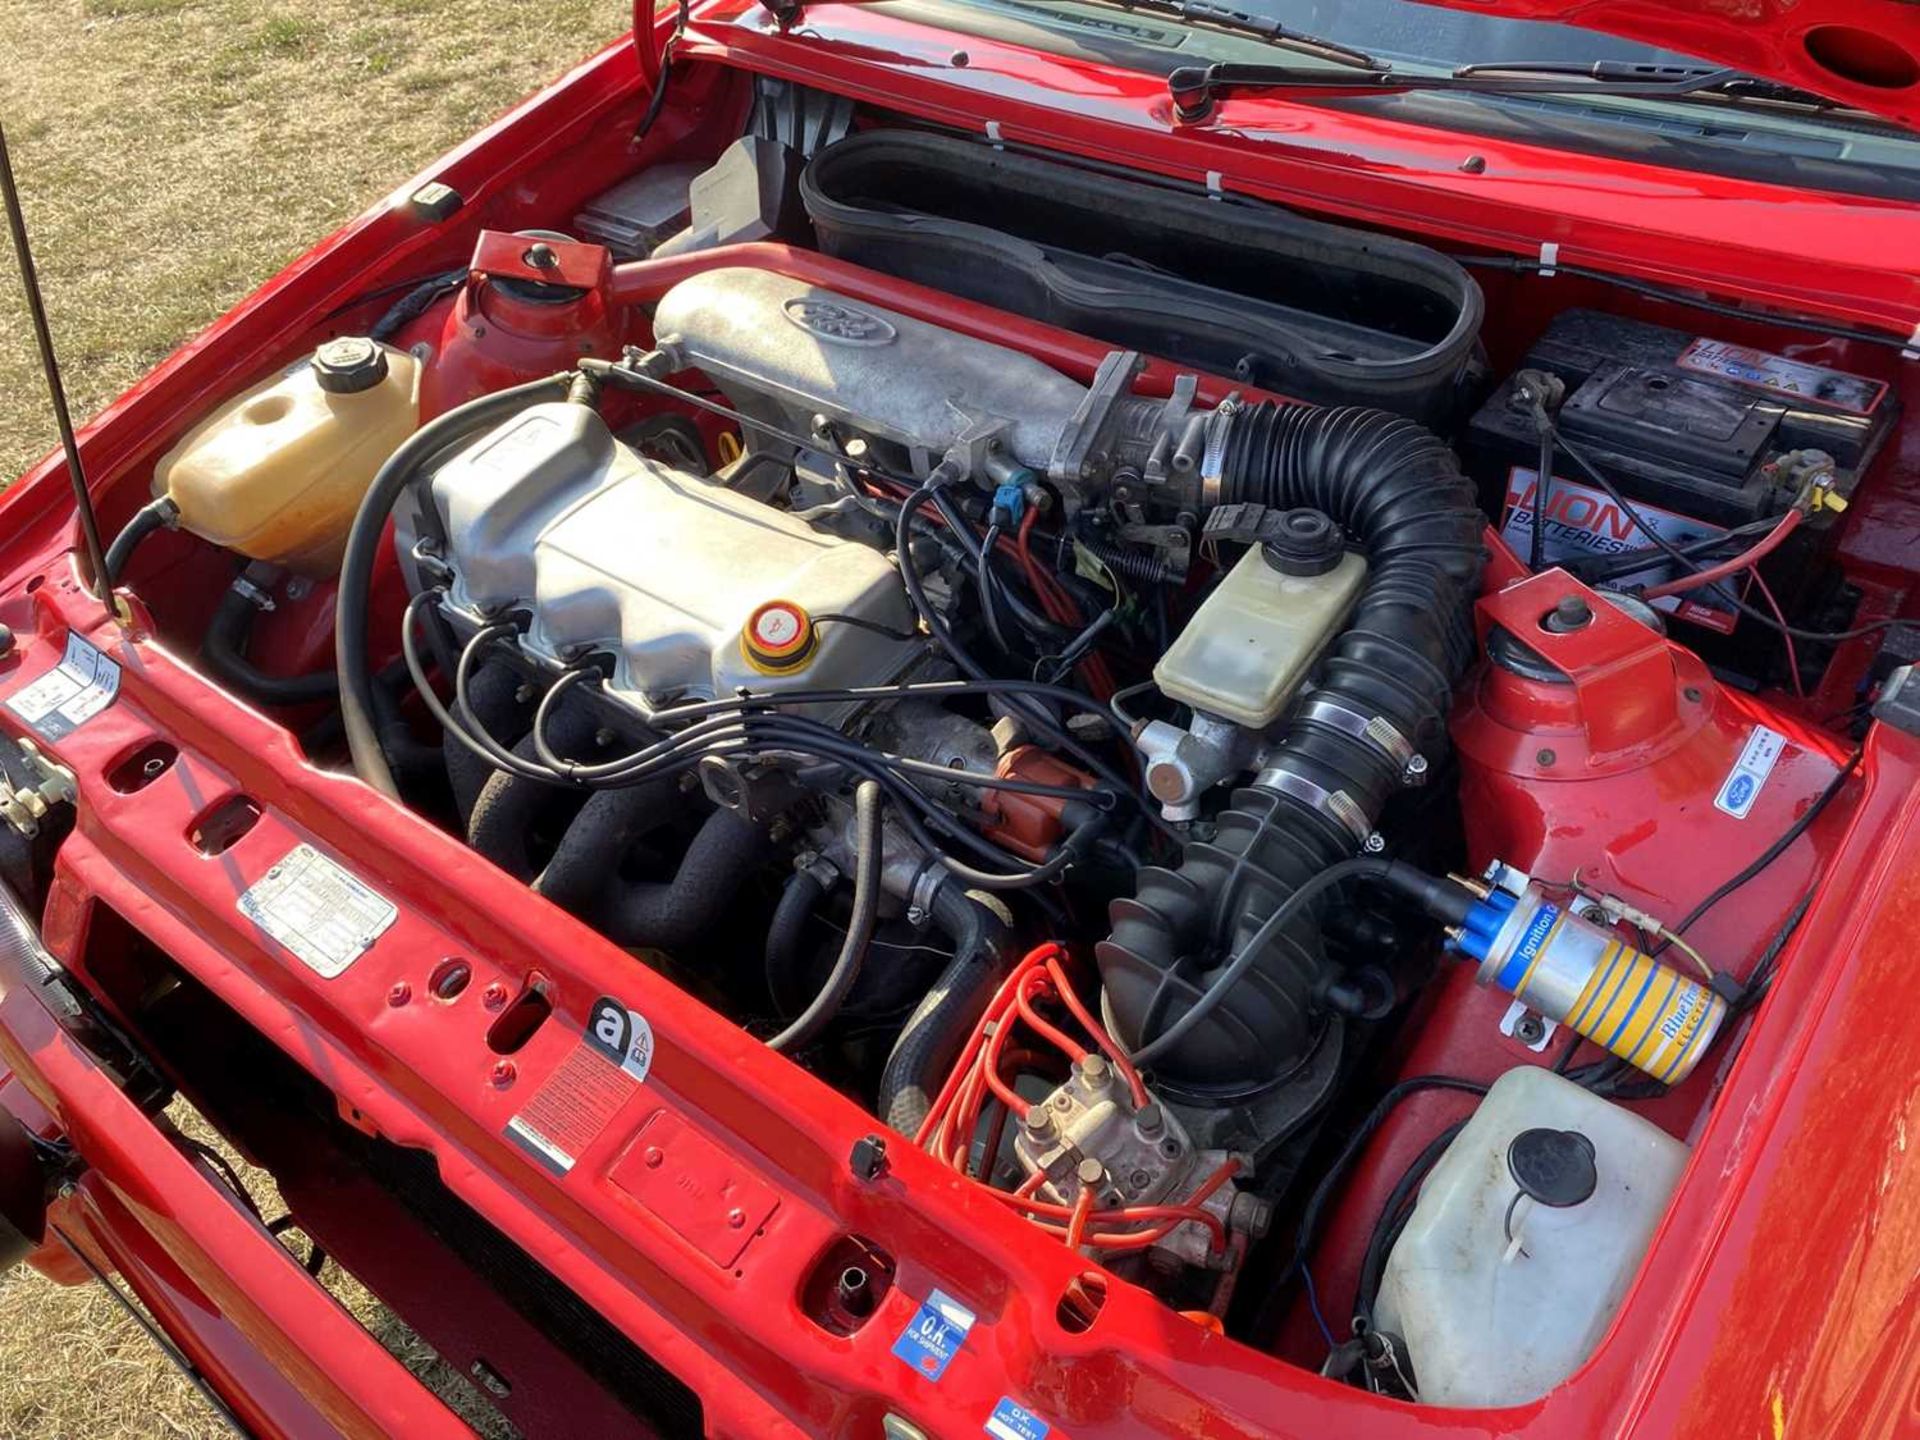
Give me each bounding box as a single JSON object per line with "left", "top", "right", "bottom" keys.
{"left": 188, "top": 794, "right": 262, "bottom": 856}
{"left": 1056, "top": 1271, "right": 1108, "bottom": 1334}
{"left": 485, "top": 973, "right": 554, "bottom": 1055}
{"left": 107, "top": 739, "right": 178, "bottom": 794}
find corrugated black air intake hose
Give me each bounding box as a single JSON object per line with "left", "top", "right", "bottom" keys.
{"left": 1098, "top": 403, "right": 1483, "bottom": 1093}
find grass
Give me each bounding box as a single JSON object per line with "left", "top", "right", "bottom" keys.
{"left": 0, "top": 0, "right": 611, "bottom": 487}
{"left": 0, "top": 1, "right": 615, "bottom": 1432}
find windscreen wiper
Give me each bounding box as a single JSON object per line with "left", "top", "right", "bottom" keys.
{"left": 1167, "top": 58, "right": 1760, "bottom": 123}
{"left": 1069, "top": 0, "right": 1382, "bottom": 71}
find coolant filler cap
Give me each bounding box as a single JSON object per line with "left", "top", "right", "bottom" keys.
{"left": 742, "top": 600, "right": 817, "bottom": 674}
{"left": 312, "top": 336, "right": 389, "bottom": 395}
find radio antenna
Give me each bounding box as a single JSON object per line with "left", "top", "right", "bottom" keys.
{"left": 0, "top": 119, "right": 118, "bottom": 619}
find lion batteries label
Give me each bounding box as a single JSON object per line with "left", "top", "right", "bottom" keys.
{"left": 1676, "top": 337, "right": 1887, "bottom": 416}
{"left": 1499, "top": 468, "right": 1739, "bottom": 634}
{"left": 505, "top": 997, "right": 653, "bottom": 1175}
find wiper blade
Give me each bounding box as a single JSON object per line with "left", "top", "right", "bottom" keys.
{"left": 1456, "top": 59, "right": 1858, "bottom": 112}
{"left": 1064, "top": 0, "right": 1381, "bottom": 69}
{"left": 1168, "top": 58, "right": 1755, "bottom": 123}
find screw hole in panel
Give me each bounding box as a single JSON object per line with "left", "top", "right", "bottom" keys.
{"left": 430, "top": 957, "right": 473, "bottom": 1001}
{"left": 188, "top": 795, "right": 262, "bottom": 856}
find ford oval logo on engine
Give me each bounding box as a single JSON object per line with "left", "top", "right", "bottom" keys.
{"left": 782, "top": 296, "right": 897, "bottom": 346}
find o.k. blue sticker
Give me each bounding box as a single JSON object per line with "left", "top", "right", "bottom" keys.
{"left": 986, "top": 1397, "right": 1051, "bottom": 1440}
{"left": 891, "top": 1289, "right": 976, "bottom": 1382}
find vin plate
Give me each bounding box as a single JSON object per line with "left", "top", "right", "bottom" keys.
{"left": 239, "top": 843, "right": 397, "bottom": 978}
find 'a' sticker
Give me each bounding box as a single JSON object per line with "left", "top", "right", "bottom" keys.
{"left": 891, "top": 1289, "right": 975, "bottom": 1381}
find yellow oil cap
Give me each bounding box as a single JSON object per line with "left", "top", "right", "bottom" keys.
{"left": 742, "top": 600, "right": 817, "bottom": 674}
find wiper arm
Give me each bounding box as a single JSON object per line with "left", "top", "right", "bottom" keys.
{"left": 1071, "top": 0, "right": 1381, "bottom": 71}
{"left": 1167, "top": 58, "right": 1753, "bottom": 123}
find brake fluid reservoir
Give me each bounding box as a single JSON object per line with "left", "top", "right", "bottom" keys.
{"left": 1154, "top": 510, "right": 1365, "bottom": 729}
{"left": 154, "top": 337, "right": 420, "bottom": 575}
{"left": 1373, "top": 1066, "right": 1688, "bottom": 1408}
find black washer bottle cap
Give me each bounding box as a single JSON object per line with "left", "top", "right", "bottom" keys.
{"left": 313, "top": 336, "right": 390, "bottom": 395}
{"left": 1260, "top": 508, "right": 1343, "bottom": 577}
{"left": 1507, "top": 1127, "right": 1598, "bottom": 1209}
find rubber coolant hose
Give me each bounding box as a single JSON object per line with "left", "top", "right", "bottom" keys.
{"left": 336, "top": 373, "right": 576, "bottom": 799}
{"left": 202, "top": 564, "right": 339, "bottom": 706}
{"left": 764, "top": 868, "right": 829, "bottom": 1016}
{"left": 1099, "top": 403, "right": 1483, "bottom": 1091}
{"left": 103, "top": 496, "right": 177, "bottom": 588}
{"left": 768, "top": 781, "right": 883, "bottom": 1053}
{"left": 878, "top": 881, "right": 1012, "bottom": 1137}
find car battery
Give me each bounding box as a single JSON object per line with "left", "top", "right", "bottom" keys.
{"left": 1464, "top": 309, "right": 1897, "bottom": 680}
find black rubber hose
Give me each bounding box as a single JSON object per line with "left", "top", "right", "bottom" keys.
{"left": 877, "top": 881, "right": 1012, "bottom": 1137}
{"left": 769, "top": 781, "right": 882, "bottom": 1053}
{"left": 533, "top": 777, "right": 684, "bottom": 912}
{"left": 590, "top": 808, "right": 774, "bottom": 952}
{"left": 1099, "top": 403, "right": 1483, "bottom": 1091}
{"left": 104, "top": 497, "right": 177, "bottom": 588}
{"left": 764, "top": 868, "right": 829, "bottom": 1017}
{"left": 202, "top": 564, "right": 339, "bottom": 706}
{"left": 337, "top": 372, "right": 575, "bottom": 799}
{"left": 0, "top": 877, "right": 82, "bottom": 1026}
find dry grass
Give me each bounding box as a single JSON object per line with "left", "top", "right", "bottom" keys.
{"left": 0, "top": 0, "right": 616, "bottom": 484}
{"left": 0, "top": 1, "right": 615, "bottom": 1432}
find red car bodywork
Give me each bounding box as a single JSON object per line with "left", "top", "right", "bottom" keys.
{"left": 2, "top": 3, "right": 1919, "bottom": 1437}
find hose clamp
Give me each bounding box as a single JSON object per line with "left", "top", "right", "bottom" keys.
{"left": 1251, "top": 766, "right": 1373, "bottom": 849}
{"left": 1198, "top": 398, "right": 1238, "bottom": 510}
{"left": 1295, "top": 697, "right": 1425, "bottom": 785}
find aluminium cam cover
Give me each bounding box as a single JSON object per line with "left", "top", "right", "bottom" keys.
{"left": 652, "top": 266, "right": 1093, "bottom": 472}
{"left": 426, "top": 401, "right": 919, "bottom": 706}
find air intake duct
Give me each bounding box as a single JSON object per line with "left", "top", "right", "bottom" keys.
{"left": 1098, "top": 403, "right": 1483, "bottom": 1092}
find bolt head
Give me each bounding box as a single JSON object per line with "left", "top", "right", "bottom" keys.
{"left": 849, "top": 1133, "right": 889, "bottom": 1181}
{"left": 1076, "top": 1157, "right": 1105, "bottom": 1186}
{"left": 727, "top": 1207, "right": 747, "bottom": 1228}
{"left": 643, "top": 1146, "right": 665, "bottom": 1169}
{"left": 1135, "top": 1102, "right": 1164, "bottom": 1136}
{"left": 387, "top": 982, "right": 411, "bottom": 1007}
{"left": 482, "top": 982, "right": 509, "bottom": 1010}
{"left": 490, "top": 1060, "right": 516, "bottom": 1088}
{"left": 1024, "top": 1105, "right": 1053, "bottom": 1134}
{"left": 1078, "top": 1054, "right": 1110, "bottom": 1085}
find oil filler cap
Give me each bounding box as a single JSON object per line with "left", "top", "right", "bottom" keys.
{"left": 1507, "top": 1127, "right": 1598, "bottom": 1209}
{"left": 742, "top": 600, "right": 817, "bottom": 674}
{"left": 312, "top": 336, "right": 389, "bottom": 395}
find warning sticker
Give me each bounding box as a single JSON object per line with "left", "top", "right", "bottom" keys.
{"left": 6, "top": 633, "right": 121, "bottom": 739}
{"left": 1500, "top": 469, "right": 1739, "bottom": 635}
{"left": 891, "top": 1288, "right": 976, "bottom": 1382}
{"left": 585, "top": 996, "right": 654, "bottom": 1083}
{"left": 1677, "top": 337, "right": 1886, "bottom": 416}
{"left": 238, "top": 843, "right": 397, "bottom": 978}
{"left": 1714, "top": 724, "right": 1787, "bottom": 819}
{"left": 986, "top": 1398, "right": 1051, "bottom": 1440}
{"left": 506, "top": 1035, "right": 645, "bottom": 1176}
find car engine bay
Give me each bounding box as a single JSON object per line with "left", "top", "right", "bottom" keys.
{"left": 69, "top": 76, "right": 1918, "bottom": 1418}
